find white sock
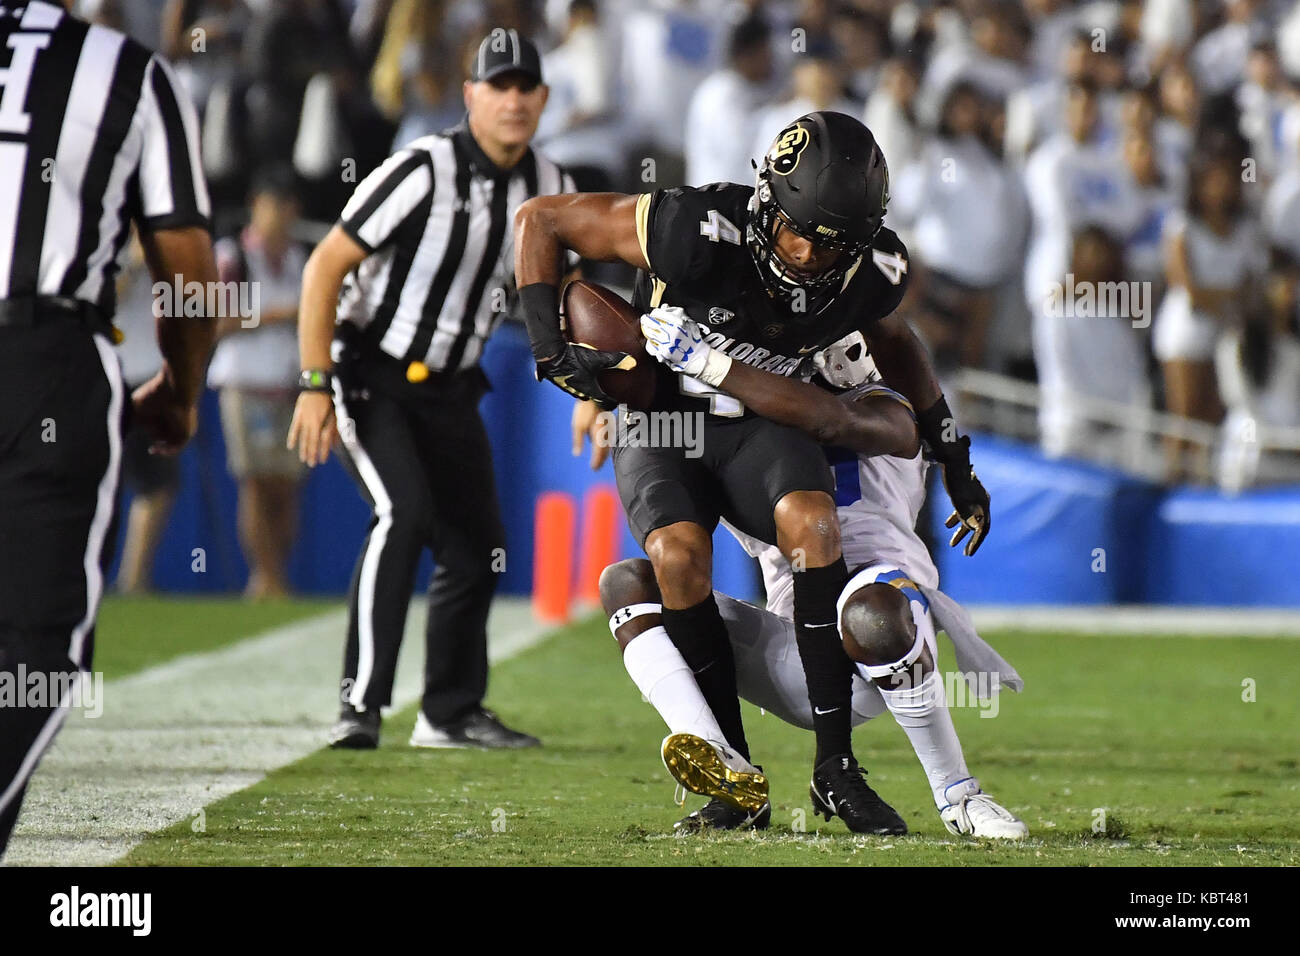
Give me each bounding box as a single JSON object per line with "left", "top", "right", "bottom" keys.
{"left": 877, "top": 670, "right": 972, "bottom": 810}
{"left": 622, "top": 625, "right": 728, "bottom": 742}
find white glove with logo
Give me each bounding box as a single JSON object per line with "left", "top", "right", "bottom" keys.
{"left": 639, "top": 305, "right": 732, "bottom": 386}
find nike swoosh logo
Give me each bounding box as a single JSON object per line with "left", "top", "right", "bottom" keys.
{"left": 799, "top": 345, "right": 820, "bottom": 354}
{"left": 806, "top": 622, "right": 837, "bottom": 629}
{"left": 813, "top": 706, "right": 841, "bottom": 715}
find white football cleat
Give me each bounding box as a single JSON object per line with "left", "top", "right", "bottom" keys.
{"left": 660, "top": 733, "right": 769, "bottom": 814}
{"left": 940, "top": 780, "right": 1029, "bottom": 839}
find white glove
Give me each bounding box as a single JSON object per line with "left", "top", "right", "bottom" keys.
{"left": 640, "top": 305, "right": 732, "bottom": 386}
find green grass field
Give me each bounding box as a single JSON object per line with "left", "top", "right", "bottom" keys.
{"left": 87, "top": 598, "right": 1300, "bottom": 867}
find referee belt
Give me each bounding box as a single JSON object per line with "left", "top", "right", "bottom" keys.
{"left": 335, "top": 323, "right": 484, "bottom": 391}
{"left": 0, "top": 295, "right": 114, "bottom": 335}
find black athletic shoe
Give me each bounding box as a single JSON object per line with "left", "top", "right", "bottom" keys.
{"left": 410, "top": 707, "right": 541, "bottom": 749}
{"left": 674, "top": 797, "right": 772, "bottom": 832}
{"left": 328, "top": 704, "right": 380, "bottom": 749}
{"left": 810, "top": 754, "right": 908, "bottom": 835}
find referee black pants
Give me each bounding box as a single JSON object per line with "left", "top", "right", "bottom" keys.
{"left": 0, "top": 323, "right": 123, "bottom": 855}
{"left": 332, "top": 355, "right": 505, "bottom": 725}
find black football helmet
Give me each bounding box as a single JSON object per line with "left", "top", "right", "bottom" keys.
{"left": 747, "top": 111, "right": 890, "bottom": 317}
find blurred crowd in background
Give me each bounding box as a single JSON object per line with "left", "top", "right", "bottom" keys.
{"left": 74, "top": 0, "right": 1300, "bottom": 594}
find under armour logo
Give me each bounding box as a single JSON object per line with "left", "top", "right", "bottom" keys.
{"left": 612, "top": 607, "right": 633, "bottom": 626}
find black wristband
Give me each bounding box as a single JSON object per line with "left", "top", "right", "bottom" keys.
{"left": 298, "top": 368, "right": 334, "bottom": 392}
{"left": 518, "top": 282, "right": 564, "bottom": 363}
{"left": 916, "top": 394, "right": 970, "bottom": 464}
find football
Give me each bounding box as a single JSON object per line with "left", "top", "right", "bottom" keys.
{"left": 561, "top": 279, "right": 657, "bottom": 409}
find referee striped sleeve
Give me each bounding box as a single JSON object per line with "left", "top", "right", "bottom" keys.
{"left": 339, "top": 150, "right": 434, "bottom": 254}
{"left": 136, "top": 54, "right": 211, "bottom": 231}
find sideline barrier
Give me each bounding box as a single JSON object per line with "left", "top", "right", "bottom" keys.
{"left": 933, "top": 434, "right": 1300, "bottom": 607}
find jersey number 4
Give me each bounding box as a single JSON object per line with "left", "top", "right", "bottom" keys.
{"left": 699, "top": 210, "right": 741, "bottom": 245}
{"left": 871, "top": 249, "right": 908, "bottom": 286}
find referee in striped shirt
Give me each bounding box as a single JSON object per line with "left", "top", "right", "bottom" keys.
{"left": 0, "top": 1, "right": 215, "bottom": 855}
{"left": 288, "top": 31, "right": 572, "bottom": 750}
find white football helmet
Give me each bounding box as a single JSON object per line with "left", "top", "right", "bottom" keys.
{"left": 813, "top": 331, "right": 880, "bottom": 389}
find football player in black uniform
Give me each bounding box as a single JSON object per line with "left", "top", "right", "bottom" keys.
{"left": 515, "top": 111, "right": 990, "bottom": 832}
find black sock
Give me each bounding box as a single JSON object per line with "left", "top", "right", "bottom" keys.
{"left": 793, "top": 557, "right": 853, "bottom": 766}
{"left": 660, "top": 594, "right": 751, "bottom": 762}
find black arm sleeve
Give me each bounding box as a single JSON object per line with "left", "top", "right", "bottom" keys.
{"left": 519, "top": 282, "right": 563, "bottom": 363}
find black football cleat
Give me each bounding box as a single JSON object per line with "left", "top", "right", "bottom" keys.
{"left": 674, "top": 796, "right": 772, "bottom": 833}
{"left": 410, "top": 707, "right": 540, "bottom": 749}
{"left": 810, "top": 754, "right": 908, "bottom": 835}
{"left": 328, "top": 704, "right": 380, "bottom": 749}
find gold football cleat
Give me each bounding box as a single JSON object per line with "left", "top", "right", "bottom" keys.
{"left": 660, "top": 733, "right": 768, "bottom": 814}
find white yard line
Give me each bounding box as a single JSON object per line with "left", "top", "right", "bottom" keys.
{"left": 6, "top": 597, "right": 558, "bottom": 867}
{"left": 969, "top": 605, "right": 1300, "bottom": 637}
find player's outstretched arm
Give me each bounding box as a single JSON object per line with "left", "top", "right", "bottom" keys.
{"left": 639, "top": 306, "right": 917, "bottom": 458}
{"left": 722, "top": 361, "right": 919, "bottom": 459}
{"left": 514, "top": 194, "right": 649, "bottom": 407}
{"left": 514, "top": 193, "right": 650, "bottom": 284}
{"left": 867, "top": 313, "right": 991, "bottom": 555}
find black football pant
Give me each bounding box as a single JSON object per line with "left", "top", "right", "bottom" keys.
{"left": 0, "top": 323, "right": 122, "bottom": 856}
{"left": 332, "top": 357, "right": 506, "bottom": 725}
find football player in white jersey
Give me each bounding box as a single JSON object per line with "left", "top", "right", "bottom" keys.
{"left": 598, "top": 313, "right": 1028, "bottom": 838}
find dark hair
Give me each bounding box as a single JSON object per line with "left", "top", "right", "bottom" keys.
{"left": 1240, "top": 312, "right": 1273, "bottom": 388}
{"left": 249, "top": 165, "right": 300, "bottom": 203}
{"left": 729, "top": 14, "right": 771, "bottom": 60}
{"left": 1186, "top": 150, "right": 1244, "bottom": 222}
{"left": 1101, "top": 31, "right": 1130, "bottom": 64}
{"left": 1070, "top": 224, "right": 1124, "bottom": 285}
{"left": 1195, "top": 94, "right": 1249, "bottom": 157}
{"left": 1240, "top": 248, "right": 1300, "bottom": 386}
{"left": 936, "top": 80, "right": 983, "bottom": 139}
{"left": 1269, "top": 246, "right": 1299, "bottom": 274}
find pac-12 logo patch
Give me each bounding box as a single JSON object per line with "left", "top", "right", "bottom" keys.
{"left": 708, "top": 307, "right": 735, "bottom": 326}
{"left": 768, "top": 125, "right": 811, "bottom": 176}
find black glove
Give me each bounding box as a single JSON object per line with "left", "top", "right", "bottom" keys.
{"left": 917, "top": 397, "right": 991, "bottom": 556}
{"left": 518, "top": 282, "right": 633, "bottom": 409}
{"left": 536, "top": 342, "right": 634, "bottom": 409}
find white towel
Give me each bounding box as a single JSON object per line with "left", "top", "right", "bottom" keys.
{"left": 919, "top": 584, "right": 1024, "bottom": 697}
